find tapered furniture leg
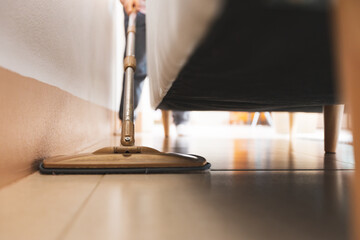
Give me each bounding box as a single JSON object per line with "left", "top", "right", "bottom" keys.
{"left": 264, "top": 112, "right": 273, "bottom": 126}
{"left": 289, "top": 113, "right": 295, "bottom": 138}
{"left": 336, "top": 0, "right": 360, "bottom": 239}
{"left": 161, "top": 110, "right": 170, "bottom": 138}
{"left": 251, "top": 112, "right": 260, "bottom": 127}
{"left": 323, "top": 105, "right": 344, "bottom": 153}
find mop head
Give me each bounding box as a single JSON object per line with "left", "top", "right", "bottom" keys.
{"left": 39, "top": 146, "right": 210, "bottom": 174}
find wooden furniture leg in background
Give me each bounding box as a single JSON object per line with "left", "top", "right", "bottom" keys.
{"left": 323, "top": 105, "right": 344, "bottom": 153}
{"left": 161, "top": 110, "right": 170, "bottom": 138}
{"left": 289, "top": 113, "right": 295, "bottom": 138}
{"left": 251, "top": 112, "right": 261, "bottom": 127}
{"left": 336, "top": 0, "right": 360, "bottom": 239}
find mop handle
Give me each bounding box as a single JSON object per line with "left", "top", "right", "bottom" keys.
{"left": 121, "top": 12, "right": 137, "bottom": 146}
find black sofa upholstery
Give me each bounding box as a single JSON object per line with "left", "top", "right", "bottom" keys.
{"left": 157, "top": 0, "right": 338, "bottom": 112}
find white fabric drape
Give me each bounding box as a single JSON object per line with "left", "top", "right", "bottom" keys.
{"left": 147, "top": 0, "right": 223, "bottom": 108}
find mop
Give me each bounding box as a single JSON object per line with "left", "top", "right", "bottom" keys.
{"left": 39, "top": 12, "right": 210, "bottom": 174}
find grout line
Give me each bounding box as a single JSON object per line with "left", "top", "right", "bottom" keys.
{"left": 56, "top": 175, "right": 105, "bottom": 240}
{"left": 290, "top": 150, "right": 355, "bottom": 166}
{"left": 77, "top": 137, "right": 110, "bottom": 153}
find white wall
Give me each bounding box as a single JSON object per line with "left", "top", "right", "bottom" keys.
{"left": 0, "top": 0, "right": 125, "bottom": 110}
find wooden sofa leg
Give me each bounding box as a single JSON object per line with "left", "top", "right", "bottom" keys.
{"left": 323, "top": 105, "right": 344, "bottom": 153}
{"left": 289, "top": 113, "right": 295, "bottom": 138}
{"left": 161, "top": 110, "right": 170, "bottom": 138}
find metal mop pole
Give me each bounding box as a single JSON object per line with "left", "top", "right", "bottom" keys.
{"left": 121, "top": 12, "right": 137, "bottom": 146}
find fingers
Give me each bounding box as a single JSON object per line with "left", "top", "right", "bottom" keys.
{"left": 124, "top": 0, "right": 140, "bottom": 15}
{"left": 133, "top": 0, "right": 140, "bottom": 12}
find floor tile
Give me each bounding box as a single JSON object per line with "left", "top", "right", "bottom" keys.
{"left": 0, "top": 173, "right": 102, "bottom": 240}
{"left": 63, "top": 171, "right": 352, "bottom": 240}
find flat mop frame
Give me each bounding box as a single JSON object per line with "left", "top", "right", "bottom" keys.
{"left": 39, "top": 12, "right": 210, "bottom": 174}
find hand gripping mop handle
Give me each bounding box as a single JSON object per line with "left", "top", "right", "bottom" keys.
{"left": 121, "top": 12, "right": 137, "bottom": 146}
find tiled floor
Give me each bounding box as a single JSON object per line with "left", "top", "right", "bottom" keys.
{"left": 0, "top": 126, "right": 354, "bottom": 240}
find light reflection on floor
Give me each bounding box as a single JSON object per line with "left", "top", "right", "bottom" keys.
{"left": 134, "top": 125, "right": 354, "bottom": 170}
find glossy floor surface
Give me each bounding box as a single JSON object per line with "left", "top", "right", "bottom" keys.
{"left": 0, "top": 126, "right": 354, "bottom": 240}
